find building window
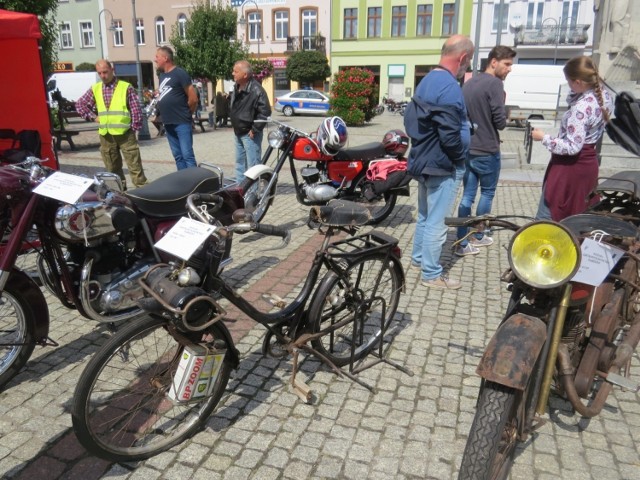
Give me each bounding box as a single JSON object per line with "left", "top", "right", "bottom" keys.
{"left": 367, "top": 7, "right": 382, "bottom": 38}
{"left": 391, "top": 6, "right": 406, "bottom": 37}
{"left": 492, "top": 2, "right": 509, "bottom": 33}
{"left": 442, "top": 4, "right": 456, "bottom": 36}
{"left": 562, "top": 0, "right": 580, "bottom": 26}
{"left": 526, "top": 1, "right": 544, "bottom": 29}
{"left": 113, "top": 20, "right": 124, "bottom": 46}
{"left": 274, "top": 10, "right": 289, "bottom": 41}
{"left": 302, "top": 9, "right": 317, "bottom": 49}
{"left": 344, "top": 8, "right": 357, "bottom": 39}
{"left": 79, "top": 21, "right": 95, "bottom": 48}
{"left": 177, "top": 14, "right": 187, "bottom": 39}
{"left": 155, "top": 16, "right": 166, "bottom": 45}
{"left": 248, "top": 11, "right": 262, "bottom": 43}
{"left": 136, "top": 18, "right": 145, "bottom": 45}
{"left": 417, "top": 5, "right": 433, "bottom": 36}
{"left": 59, "top": 22, "right": 73, "bottom": 49}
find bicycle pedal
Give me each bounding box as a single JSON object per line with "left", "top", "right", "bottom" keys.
{"left": 606, "top": 372, "right": 640, "bottom": 392}
{"left": 262, "top": 293, "right": 287, "bottom": 308}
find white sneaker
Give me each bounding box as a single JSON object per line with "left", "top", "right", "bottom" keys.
{"left": 469, "top": 236, "right": 494, "bottom": 247}
{"left": 455, "top": 244, "right": 480, "bottom": 257}
{"left": 422, "top": 275, "right": 462, "bottom": 290}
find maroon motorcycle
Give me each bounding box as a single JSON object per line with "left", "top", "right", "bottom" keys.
{"left": 0, "top": 157, "right": 243, "bottom": 390}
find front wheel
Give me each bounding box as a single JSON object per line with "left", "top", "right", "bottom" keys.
{"left": 239, "top": 172, "right": 276, "bottom": 223}
{"left": 71, "top": 315, "right": 233, "bottom": 463}
{"left": 458, "top": 381, "right": 520, "bottom": 480}
{"left": 0, "top": 280, "right": 38, "bottom": 390}
{"left": 282, "top": 105, "right": 294, "bottom": 117}
{"left": 308, "top": 254, "right": 403, "bottom": 366}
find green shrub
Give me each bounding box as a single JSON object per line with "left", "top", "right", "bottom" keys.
{"left": 328, "top": 68, "right": 377, "bottom": 126}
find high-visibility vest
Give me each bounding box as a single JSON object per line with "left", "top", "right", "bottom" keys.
{"left": 92, "top": 80, "right": 132, "bottom": 135}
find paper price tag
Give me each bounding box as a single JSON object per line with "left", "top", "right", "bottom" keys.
{"left": 33, "top": 171, "right": 93, "bottom": 204}
{"left": 154, "top": 216, "right": 215, "bottom": 261}
{"left": 571, "top": 237, "right": 625, "bottom": 286}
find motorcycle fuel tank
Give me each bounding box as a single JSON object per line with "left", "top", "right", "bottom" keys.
{"left": 292, "top": 137, "right": 330, "bottom": 162}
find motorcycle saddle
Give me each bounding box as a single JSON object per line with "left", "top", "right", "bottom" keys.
{"left": 594, "top": 170, "right": 640, "bottom": 202}
{"left": 126, "top": 167, "right": 221, "bottom": 218}
{"left": 561, "top": 213, "right": 638, "bottom": 240}
{"left": 309, "top": 199, "right": 372, "bottom": 226}
{"left": 333, "top": 142, "right": 387, "bottom": 162}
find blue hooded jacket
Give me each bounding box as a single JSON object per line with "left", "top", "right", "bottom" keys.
{"left": 404, "top": 69, "right": 470, "bottom": 177}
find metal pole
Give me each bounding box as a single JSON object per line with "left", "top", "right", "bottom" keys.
{"left": 472, "top": 0, "right": 484, "bottom": 75}
{"left": 132, "top": 0, "right": 150, "bottom": 140}
{"left": 495, "top": 0, "right": 505, "bottom": 45}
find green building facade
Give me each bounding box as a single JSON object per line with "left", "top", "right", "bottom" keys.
{"left": 331, "top": 0, "right": 473, "bottom": 102}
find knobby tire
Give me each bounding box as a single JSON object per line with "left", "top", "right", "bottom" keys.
{"left": 239, "top": 173, "right": 275, "bottom": 223}
{"left": 71, "top": 315, "right": 232, "bottom": 463}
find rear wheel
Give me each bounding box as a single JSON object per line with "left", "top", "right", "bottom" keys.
{"left": 346, "top": 179, "right": 398, "bottom": 224}
{"left": 71, "top": 315, "right": 232, "bottom": 463}
{"left": 282, "top": 106, "right": 294, "bottom": 117}
{"left": 0, "top": 279, "right": 37, "bottom": 390}
{"left": 458, "top": 381, "right": 520, "bottom": 480}
{"left": 308, "top": 254, "right": 402, "bottom": 366}
{"left": 239, "top": 173, "right": 275, "bottom": 223}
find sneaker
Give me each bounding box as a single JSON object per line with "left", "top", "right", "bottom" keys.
{"left": 422, "top": 275, "right": 462, "bottom": 290}
{"left": 469, "top": 236, "right": 494, "bottom": 247}
{"left": 455, "top": 243, "right": 480, "bottom": 257}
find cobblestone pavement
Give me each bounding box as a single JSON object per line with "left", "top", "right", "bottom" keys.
{"left": 0, "top": 113, "right": 638, "bottom": 479}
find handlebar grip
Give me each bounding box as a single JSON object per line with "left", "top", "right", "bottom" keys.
{"left": 445, "top": 217, "right": 476, "bottom": 227}
{"left": 190, "top": 193, "right": 223, "bottom": 205}
{"left": 253, "top": 224, "right": 289, "bottom": 239}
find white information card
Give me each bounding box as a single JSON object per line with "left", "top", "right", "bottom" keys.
{"left": 571, "top": 237, "right": 625, "bottom": 286}
{"left": 33, "top": 171, "right": 93, "bottom": 204}
{"left": 154, "top": 216, "right": 215, "bottom": 261}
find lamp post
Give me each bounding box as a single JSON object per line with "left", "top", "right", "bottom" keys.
{"left": 238, "top": 0, "right": 261, "bottom": 58}
{"left": 131, "top": 0, "right": 150, "bottom": 140}
{"left": 98, "top": 9, "right": 115, "bottom": 59}
{"left": 542, "top": 17, "right": 559, "bottom": 65}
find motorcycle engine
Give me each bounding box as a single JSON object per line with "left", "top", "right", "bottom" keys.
{"left": 55, "top": 201, "right": 138, "bottom": 243}
{"left": 301, "top": 167, "right": 338, "bottom": 202}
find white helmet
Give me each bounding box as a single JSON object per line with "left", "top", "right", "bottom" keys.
{"left": 316, "top": 116, "right": 348, "bottom": 156}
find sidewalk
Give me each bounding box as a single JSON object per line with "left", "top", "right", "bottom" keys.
{"left": 0, "top": 114, "right": 638, "bottom": 479}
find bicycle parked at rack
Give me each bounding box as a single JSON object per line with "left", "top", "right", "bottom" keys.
{"left": 71, "top": 196, "right": 408, "bottom": 462}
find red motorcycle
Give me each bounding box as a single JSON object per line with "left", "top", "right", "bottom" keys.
{"left": 0, "top": 157, "right": 243, "bottom": 390}
{"left": 239, "top": 117, "right": 411, "bottom": 224}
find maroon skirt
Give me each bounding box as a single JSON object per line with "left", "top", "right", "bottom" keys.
{"left": 543, "top": 144, "right": 598, "bottom": 222}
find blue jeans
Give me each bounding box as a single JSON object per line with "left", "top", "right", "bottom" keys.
{"left": 234, "top": 131, "right": 264, "bottom": 180}
{"left": 164, "top": 123, "right": 197, "bottom": 170}
{"left": 412, "top": 163, "right": 465, "bottom": 281}
{"left": 535, "top": 184, "right": 552, "bottom": 220}
{"left": 457, "top": 153, "right": 501, "bottom": 245}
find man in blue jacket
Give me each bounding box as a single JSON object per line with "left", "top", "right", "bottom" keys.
{"left": 404, "top": 35, "right": 474, "bottom": 290}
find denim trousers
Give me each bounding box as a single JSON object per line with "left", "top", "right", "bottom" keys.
{"left": 164, "top": 123, "right": 197, "bottom": 170}
{"left": 456, "top": 153, "right": 501, "bottom": 244}
{"left": 535, "top": 184, "right": 553, "bottom": 220}
{"left": 234, "top": 131, "right": 264, "bottom": 181}
{"left": 412, "top": 163, "right": 465, "bottom": 281}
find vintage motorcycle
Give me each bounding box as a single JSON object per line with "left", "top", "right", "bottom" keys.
{"left": 0, "top": 157, "right": 244, "bottom": 390}
{"left": 239, "top": 117, "right": 411, "bottom": 225}
{"left": 448, "top": 170, "right": 640, "bottom": 480}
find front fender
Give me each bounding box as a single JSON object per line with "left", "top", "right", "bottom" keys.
{"left": 7, "top": 268, "right": 50, "bottom": 341}
{"left": 476, "top": 313, "right": 546, "bottom": 391}
{"left": 243, "top": 165, "right": 274, "bottom": 181}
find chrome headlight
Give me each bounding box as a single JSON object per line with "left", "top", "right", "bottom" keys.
{"left": 268, "top": 129, "right": 285, "bottom": 148}
{"left": 508, "top": 221, "right": 581, "bottom": 289}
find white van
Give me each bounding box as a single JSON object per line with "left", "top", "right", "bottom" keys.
{"left": 503, "top": 64, "right": 568, "bottom": 127}
{"left": 47, "top": 72, "right": 100, "bottom": 106}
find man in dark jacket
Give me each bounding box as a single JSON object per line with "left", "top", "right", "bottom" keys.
{"left": 229, "top": 60, "right": 271, "bottom": 180}
{"left": 404, "top": 34, "right": 474, "bottom": 290}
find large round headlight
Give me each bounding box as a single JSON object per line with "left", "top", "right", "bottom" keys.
{"left": 508, "top": 221, "right": 581, "bottom": 289}
{"left": 268, "top": 130, "right": 285, "bottom": 148}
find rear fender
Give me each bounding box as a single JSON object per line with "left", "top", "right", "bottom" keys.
{"left": 243, "top": 165, "right": 274, "bottom": 181}
{"left": 7, "top": 268, "right": 50, "bottom": 341}
{"left": 212, "top": 321, "right": 240, "bottom": 369}
{"left": 476, "top": 313, "right": 547, "bottom": 391}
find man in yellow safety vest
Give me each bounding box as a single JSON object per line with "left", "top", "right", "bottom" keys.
{"left": 76, "top": 59, "right": 148, "bottom": 189}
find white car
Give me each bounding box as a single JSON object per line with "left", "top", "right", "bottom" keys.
{"left": 274, "top": 90, "right": 330, "bottom": 116}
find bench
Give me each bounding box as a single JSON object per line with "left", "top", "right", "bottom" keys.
{"left": 192, "top": 116, "right": 209, "bottom": 133}
{"left": 54, "top": 110, "right": 99, "bottom": 151}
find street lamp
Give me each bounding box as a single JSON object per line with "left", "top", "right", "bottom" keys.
{"left": 98, "top": 9, "right": 115, "bottom": 59}
{"left": 238, "top": 0, "right": 261, "bottom": 58}
{"left": 131, "top": 0, "right": 150, "bottom": 140}
{"left": 542, "top": 17, "right": 559, "bottom": 65}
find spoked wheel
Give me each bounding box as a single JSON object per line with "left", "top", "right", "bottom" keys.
{"left": 458, "top": 381, "right": 521, "bottom": 480}
{"left": 0, "top": 280, "right": 37, "bottom": 390}
{"left": 347, "top": 178, "right": 398, "bottom": 225}
{"left": 71, "top": 315, "right": 232, "bottom": 463}
{"left": 308, "top": 254, "right": 402, "bottom": 367}
{"left": 239, "top": 173, "right": 275, "bottom": 223}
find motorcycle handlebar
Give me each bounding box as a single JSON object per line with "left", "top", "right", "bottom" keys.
{"left": 186, "top": 193, "right": 224, "bottom": 224}
{"left": 445, "top": 214, "right": 524, "bottom": 231}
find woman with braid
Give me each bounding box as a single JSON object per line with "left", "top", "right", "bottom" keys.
{"left": 531, "top": 56, "right": 613, "bottom": 221}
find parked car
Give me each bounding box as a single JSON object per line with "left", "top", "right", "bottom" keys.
{"left": 274, "top": 90, "right": 330, "bottom": 116}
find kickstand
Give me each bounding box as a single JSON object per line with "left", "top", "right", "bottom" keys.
{"left": 290, "top": 348, "right": 312, "bottom": 403}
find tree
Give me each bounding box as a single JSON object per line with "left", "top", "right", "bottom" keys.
{"left": 329, "top": 68, "right": 378, "bottom": 126}
{"left": 170, "top": 0, "right": 245, "bottom": 92}
{"left": 75, "top": 62, "right": 95, "bottom": 72}
{"left": 1, "top": 0, "right": 59, "bottom": 75}
{"left": 286, "top": 50, "right": 331, "bottom": 86}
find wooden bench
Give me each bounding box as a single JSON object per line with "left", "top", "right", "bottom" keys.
{"left": 192, "top": 116, "right": 209, "bottom": 133}
{"left": 53, "top": 129, "right": 81, "bottom": 150}
{"left": 54, "top": 110, "right": 99, "bottom": 151}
